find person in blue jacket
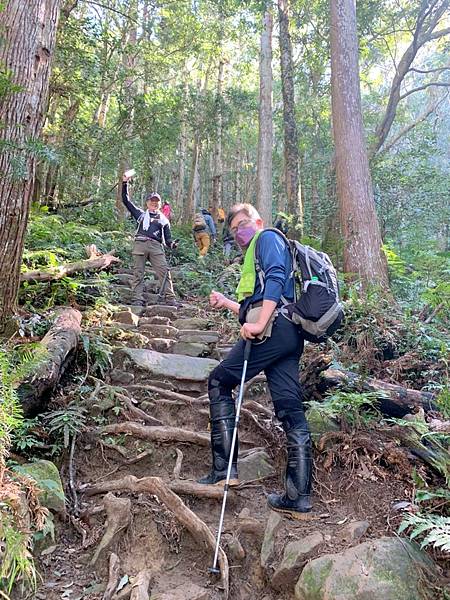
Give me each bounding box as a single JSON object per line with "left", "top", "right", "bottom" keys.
{"left": 198, "top": 203, "right": 312, "bottom": 518}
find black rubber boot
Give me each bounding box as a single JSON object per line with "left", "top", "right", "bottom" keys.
{"left": 197, "top": 398, "right": 239, "bottom": 486}
{"left": 267, "top": 425, "right": 312, "bottom": 518}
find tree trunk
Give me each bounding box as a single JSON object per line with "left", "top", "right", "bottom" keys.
{"left": 211, "top": 60, "right": 225, "bottom": 219}
{"left": 256, "top": 9, "right": 273, "bottom": 226}
{"left": 174, "top": 82, "right": 188, "bottom": 212}
{"left": 330, "top": 0, "right": 388, "bottom": 287}
{"left": 0, "top": 0, "right": 60, "bottom": 332}
{"left": 278, "top": 0, "right": 302, "bottom": 231}
{"left": 184, "top": 137, "right": 200, "bottom": 223}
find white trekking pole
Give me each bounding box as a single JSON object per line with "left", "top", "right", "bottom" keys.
{"left": 209, "top": 339, "right": 252, "bottom": 575}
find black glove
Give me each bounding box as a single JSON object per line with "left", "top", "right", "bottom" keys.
{"left": 170, "top": 239, "right": 179, "bottom": 250}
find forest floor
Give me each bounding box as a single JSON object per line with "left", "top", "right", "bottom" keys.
{"left": 16, "top": 265, "right": 447, "bottom": 600}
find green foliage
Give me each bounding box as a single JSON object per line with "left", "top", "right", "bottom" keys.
{"left": 80, "top": 333, "right": 113, "bottom": 377}
{"left": 398, "top": 513, "right": 450, "bottom": 553}
{"left": 43, "top": 404, "right": 87, "bottom": 449}
{"left": 307, "top": 391, "right": 382, "bottom": 429}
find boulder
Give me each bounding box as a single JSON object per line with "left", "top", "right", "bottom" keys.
{"left": 13, "top": 460, "right": 65, "bottom": 514}
{"left": 271, "top": 532, "right": 324, "bottom": 591}
{"left": 172, "top": 341, "right": 209, "bottom": 357}
{"left": 339, "top": 520, "right": 369, "bottom": 543}
{"left": 173, "top": 317, "right": 210, "bottom": 330}
{"left": 109, "top": 369, "right": 135, "bottom": 385}
{"left": 149, "top": 338, "right": 177, "bottom": 353}
{"left": 261, "top": 511, "right": 282, "bottom": 568}
{"left": 238, "top": 449, "right": 275, "bottom": 483}
{"left": 177, "top": 330, "right": 220, "bottom": 344}
{"left": 295, "top": 537, "right": 438, "bottom": 600}
{"left": 113, "top": 310, "right": 140, "bottom": 326}
{"left": 116, "top": 348, "right": 218, "bottom": 383}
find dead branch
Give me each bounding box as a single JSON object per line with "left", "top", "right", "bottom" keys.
{"left": 81, "top": 475, "right": 233, "bottom": 501}
{"left": 90, "top": 493, "right": 131, "bottom": 566}
{"left": 81, "top": 475, "right": 229, "bottom": 596}
{"left": 100, "top": 422, "right": 210, "bottom": 446}
{"left": 20, "top": 253, "right": 120, "bottom": 283}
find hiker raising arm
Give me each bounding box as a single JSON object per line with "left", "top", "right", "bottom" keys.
{"left": 121, "top": 172, "right": 180, "bottom": 307}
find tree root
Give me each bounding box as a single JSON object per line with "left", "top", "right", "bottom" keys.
{"left": 82, "top": 475, "right": 230, "bottom": 597}
{"left": 117, "top": 392, "right": 164, "bottom": 426}
{"left": 100, "top": 422, "right": 210, "bottom": 446}
{"left": 90, "top": 492, "right": 131, "bottom": 566}
{"left": 125, "top": 384, "right": 202, "bottom": 404}
{"left": 130, "top": 569, "right": 153, "bottom": 600}
{"left": 102, "top": 552, "right": 120, "bottom": 600}
{"left": 81, "top": 474, "right": 234, "bottom": 501}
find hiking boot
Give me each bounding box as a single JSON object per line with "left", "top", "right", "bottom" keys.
{"left": 197, "top": 397, "right": 239, "bottom": 487}
{"left": 267, "top": 426, "right": 312, "bottom": 518}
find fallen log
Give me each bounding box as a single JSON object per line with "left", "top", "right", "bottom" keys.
{"left": 319, "top": 368, "right": 436, "bottom": 417}
{"left": 82, "top": 475, "right": 230, "bottom": 596}
{"left": 18, "top": 308, "right": 82, "bottom": 416}
{"left": 100, "top": 422, "right": 210, "bottom": 446}
{"left": 20, "top": 253, "right": 120, "bottom": 283}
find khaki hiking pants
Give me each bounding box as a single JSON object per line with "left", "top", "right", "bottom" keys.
{"left": 132, "top": 238, "right": 175, "bottom": 305}
{"left": 194, "top": 231, "right": 210, "bottom": 257}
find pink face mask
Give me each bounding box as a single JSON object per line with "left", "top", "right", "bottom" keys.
{"left": 235, "top": 225, "right": 257, "bottom": 248}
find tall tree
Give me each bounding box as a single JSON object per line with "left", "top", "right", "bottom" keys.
{"left": 278, "top": 0, "right": 302, "bottom": 229}
{"left": 330, "top": 0, "right": 388, "bottom": 286}
{"left": 211, "top": 59, "right": 225, "bottom": 219}
{"left": 0, "top": 0, "right": 60, "bottom": 330}
{"left": 256, "top": 8, "right": 273, "bottom": 225}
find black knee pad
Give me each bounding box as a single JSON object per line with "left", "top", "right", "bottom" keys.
{"left": 274, "top": 405, "right": 308, "bottom": 432}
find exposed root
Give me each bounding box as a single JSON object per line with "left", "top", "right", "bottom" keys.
{"left": 81, "top": 475, "right": 230, "bottom": 597}
{"left": 100, "top": 422, "right": 210, "bottom": 446}
{"left": 117, "top": 392, "right": 164, "bottom": 426}
{"left": 81, "top": 474, "right": 233, "bottom": 501}
{"left": 173, "top": 448, "right": 184, "bottom": 479}
{"left": 102, "top": 552, "right": 120, "bottom": 600}
{"left": 130, "top": 569, "right": 153, "bottom": 600}
{"left": 90, "top": 492, "right": 131, "bottom": 566}
{"left": 125, "top": 384, "right": 203, "bottom": 404}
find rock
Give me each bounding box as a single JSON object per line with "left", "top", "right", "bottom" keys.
{"left": 109, "top": 369, "right": 135, "bottom": 385}
{"left": 224, "top": 534, "right": 246, "bottom": 561}
{"left": 178, "top": 305, "right": 198, "bottom": 317}
{"left": 112, "top": 273, "right": 133, "bottom": 285}
{"left": 295, "top": 537, "right": 438, "bottom": 600}
{"left": 238, "top": 449, "right": 275, "bottom": 483}
{"left": 149, "top": 338, "right": 177, "bottom": 353}
{"left": 144, "top": 280, "right": 160, "bottom": 293}
{"left": 139, "top": 323, "right": 178, "bottom": 338}
{"left": 13, "top": 460, "right": 65, "bottom": 514}
{"left": 177, "top": 330, "right": 220, "bottom": 344}
{"left": 261, "top": 511, "right": 282, "bottom": 568}
{"left": 153, "top": 582, "right": 208, "bottom": 600}
{"left": 215, "top": 345, "right": 234, "bottom": 360}
{"left": 145, "top": 305, "right": 178, "bottom": 319}
{"left": 113, "top": 310, "right": 140, "bottom": 326}
{"left": 305, "top": 407, "right": 340, "bottom": 442}
{"left": 144, "top": 315, "right": 171, "bottom": 325}
{"left": 172, "top": 341, "right": 209, "bottom": 357}
{"left": 173, "top": 317, "right": 210, "bottom": 330}
{"left": 119, "top": 305, "right": 145, "bottom": 317}
{"left": 339, "top": 520, "right": 369, "bottom": 543}
{"left": 99, "top": 327, "right": 150, "bottom": 348}
{"left": 271, "top": 532, "right": 324, "bottom": 591}
{"left": 117, "top": 348, "right": 218, "bottom": 383}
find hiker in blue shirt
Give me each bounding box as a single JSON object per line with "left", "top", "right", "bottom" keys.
{"left": 198, "top": 203, "right": 313, "bottom": 518}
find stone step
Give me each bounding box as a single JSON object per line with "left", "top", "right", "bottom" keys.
{"left": 139, "top": 323, "right": 178, "bottom": 339}
{"left": 172, "top": 317, "right": 211, "bottom": 330}
{"left": 114, "top": 348, "right": 218, "bottom": 390}
{"left": 177, "top": 330, "right": 220, "bottom": 344}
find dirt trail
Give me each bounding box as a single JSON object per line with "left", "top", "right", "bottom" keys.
{"left": 34, "top": 271, "right": 415, "bottom": 600}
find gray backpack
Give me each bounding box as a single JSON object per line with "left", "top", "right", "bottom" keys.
{"left": 255, "top": 229, "right": 344, "bottom": 343}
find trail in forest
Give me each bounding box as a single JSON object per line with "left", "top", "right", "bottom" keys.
{"left": 30, "top": 265, "right": 440, "bottom": 600}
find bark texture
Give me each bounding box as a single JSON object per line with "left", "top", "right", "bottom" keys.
{"left": 330, "top": 0, "right": 388, "bottom": 286}
{"left": 211, "top": 60, "right": 225, "bottom": 218}
{"left": 0, "top": 0, "right": 60, "bottom": 330}
{"left": 18, "top": 308, "right": 82, "bottom": 415}
{"left": 278, "top": 0, "right": 302, "bottom": 226}
{"left": 256, "top": 9, "right": 273, "bottom": 226}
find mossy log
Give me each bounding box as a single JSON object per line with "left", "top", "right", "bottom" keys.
{"left": 20, "top": 253, "right": 120, "bottom": 283}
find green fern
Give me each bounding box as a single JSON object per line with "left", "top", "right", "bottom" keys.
{"left": 307, "top": 390, "right": 382, "bottom": 429}
{"left": 399, "top": 513, "right": 450, "bottom": 553}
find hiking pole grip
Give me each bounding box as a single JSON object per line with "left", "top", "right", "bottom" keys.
{"left": 244, "top": 339, "right": 252, "bottom": 362}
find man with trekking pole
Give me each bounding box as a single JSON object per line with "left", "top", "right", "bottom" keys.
{"left": 198, "top": 203, "right": 313, "bottom": 519}
{"left": 121, "top": 171, "right": 180, "bottom": 307}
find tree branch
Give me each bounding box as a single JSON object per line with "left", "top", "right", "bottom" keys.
{"left": 399, "top": 80, "right": 450, "bottom": 100}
